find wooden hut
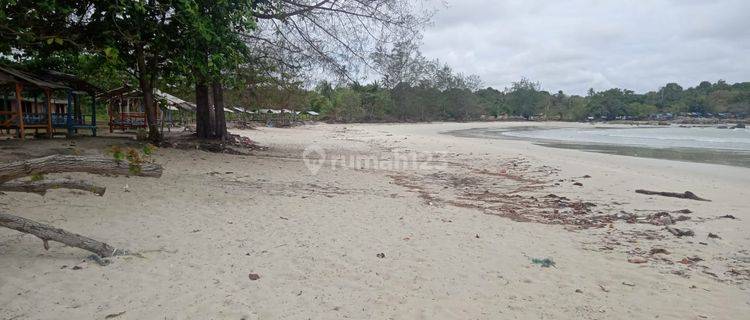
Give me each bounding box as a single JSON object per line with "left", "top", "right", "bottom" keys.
{"left": 0, "top": 66, "right": 99, "bottom": 138}
{"left": 39, "top": 70, "right": 101, "bottom": 136}
{"left": 99, "top": 86, "right": 196, "bottom": 132}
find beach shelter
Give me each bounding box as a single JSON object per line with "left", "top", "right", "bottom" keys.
{"left": 0, "top": 66, "right": 100, "bottom": 138}
{"left": 99, "top": 86, "right": 196, "bottom": 132}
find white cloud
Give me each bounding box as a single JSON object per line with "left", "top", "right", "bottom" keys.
{"left": 421, "top": 0, "right": 750, "bottom": 94}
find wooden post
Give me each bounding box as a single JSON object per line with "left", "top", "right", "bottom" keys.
{"left": 14, "top": 83, "right": 24, "bottom": 139}
{"left": 74, "top": 94, "right": 79, "bottom": 134}
{"left": 66, "top": 90, "right": 73, "bottom": 137}
{"left": 121, "top": 98, "right": 126, "bottom": 131}
{"left": 45, "top": 89, "right": 53, "bottom": 138}
{"left": 91, "top": 93, "right": 97, "bottom": 137}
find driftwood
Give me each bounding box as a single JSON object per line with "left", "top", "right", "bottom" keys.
{"left": 0, "top": 155, "right": 163, "bottom": 260}
{"left": 0, "top": 213, "right": 126, "bottom": 257}
{"left": 0, "top": 178, "right": 106, "bottom": 196}
{"left": 0, "top": 154, "right": 163, "bottom": 183}
{"left": 665, "top": 226, "right": 695, "bottom": 237}
{"left": 635, "top": 189, "right": 710, "bottom": 202}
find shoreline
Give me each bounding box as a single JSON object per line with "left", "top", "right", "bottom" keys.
{"left": 444, "top": 125, "right": 750, "bottom": 168}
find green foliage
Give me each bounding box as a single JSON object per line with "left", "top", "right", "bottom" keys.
{"left": 107, "top": 145, "right": 153, "bottom": 175}
{"left": 30, "top": 173, "right": 45, "bottom": 182}
{"left": 109, "top": 146, "right": 125, "bottom": 163}
{"left": 142, "top": 144, "right": 157, "bottom": 156}
{"left": 304, "top": 78, "right": 750, "bottom": 123}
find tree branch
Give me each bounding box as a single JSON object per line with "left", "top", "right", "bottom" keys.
{"left": 0, "top": 178, "right": 106, "bottom": 196}
{"left": 0, "top": 155, "right": 163, "bottom": 184}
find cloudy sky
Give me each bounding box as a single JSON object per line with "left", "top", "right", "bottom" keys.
{"left": 420, "top": 0, "right": 750, "bottom": 95}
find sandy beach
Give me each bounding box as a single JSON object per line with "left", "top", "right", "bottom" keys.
{"left": 1, "top": 121, "right": 749, "bottom": 319}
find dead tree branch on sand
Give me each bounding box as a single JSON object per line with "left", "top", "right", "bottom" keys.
{"left": 0, "top": 155, "right": 162, "bottom": 183}
{"left": 0, "top": 155, "right": 163, "bottom": 261}
{"left": 0, "top": 213, "right": 126, "bottom": 258}
{"left": 635, "top": 189, "right": 710, "bottom": 202}
{"left": 0, "top": 178, "right": 106, "bottom": 196}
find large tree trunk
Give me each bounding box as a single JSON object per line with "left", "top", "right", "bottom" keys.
{"left": 195, "top": 77, "right": 211, "bottom": 139}
{"left": 141, "top": 84, "right": 161, "bottom": 142}
{"left": 135, "top": 46, "right": 162, "bottom": 143}
{"left": 212, "top": 81, "right": 228, "bottom": 140}
{"left": 0, "top": 155, "right": 163, "bottom": 183}
{"left": 0, "top": 213, "right": 124, "bottom": 258}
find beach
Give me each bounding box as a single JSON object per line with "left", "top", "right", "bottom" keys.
{"left": 1, "top": 121, "right": 749, "bottom": 319}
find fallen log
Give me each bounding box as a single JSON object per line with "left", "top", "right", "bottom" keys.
{"left": 0, "top": 155, "right": 162, "bottom": 184}
{"left": 0, "top": 154, "right": 162, "bottom": 261}
{"left": 0, "top": 178, "right": 106, "bottom": 196}
{"left": 635, "top": 189, "right": 710, "bottom": 202}
{"left": 0, "top": 212, "right": 126, "bottom": 257}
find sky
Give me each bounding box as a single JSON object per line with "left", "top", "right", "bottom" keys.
{"left": 420, "top": 0, "right": 750, "bottom": 95}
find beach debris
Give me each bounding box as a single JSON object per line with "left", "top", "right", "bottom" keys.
{"left": 678, "top": 256, "right": 703, "bottom": 265}
{"left": 1, "top": 213, "right": 131, "bottom": 260}
{"left": 531, "top": 257, "right": 556, "bottom": 268}
{"left": 87, "top": 254, "right": 110, "bottom": 266}
{"left": 475, "top": 234, "right": 480, "bottom": 239}
{"left": 718, "top": 214, "right": 736, "bottom": 219}
{"left": 665, "top": 226, "right": 695, "bottom": 237}
{"left": 599, "top": 284, "right": 609, "bottom": 292}
{"left": 649, "top": 212, "right": 674, "bottom": 225}
{"left": 105, "top": 311, "right": 126, "bottom": 319}
{"left": 627, "top": 257, "right": 648, "bottom": 264}
{"left": 582, "top": 175, "right": 591, "bottom": 178}
{"left": 615, "top": 211, "right": 636, "bottom": 223}
{"left": 248, "top": 273, "right": 261, "bottom": 280}
{"left": 674, "top": 209, "right": 692, "bottom": 214}
{"left": 635, "top": 189, "right": 710, "bottom": 202}
{"left": 575, "top": 289, "right": 583, "bottom": 293}
{"left": 650, "top": 248, "right": 670, "bottom": 255}
{"left": 376, "top": 253, "right": 386, "bottom": 259}
{"left": 708, "top": 233, "right": 721, "bottom": 239}
{"left": 573, "top": 182, "right": 583, "bottom": 186}
{"left": 622, "top": 281, "right": 636, "bottom": 286}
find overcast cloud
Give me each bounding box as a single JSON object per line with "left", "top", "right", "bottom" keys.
{"left": 420, "top": 0, "right": 750, "bottom": 95}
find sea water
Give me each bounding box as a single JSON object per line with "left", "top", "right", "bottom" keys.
{"left": 448, "top": 125, "right": 750, "bottom": 168}
{"left": 502, "top": 126, "right": 750, "bottom": 151}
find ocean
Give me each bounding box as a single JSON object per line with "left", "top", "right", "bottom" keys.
{"left": 448, "top": 125, "right": 750, "bottom": 168}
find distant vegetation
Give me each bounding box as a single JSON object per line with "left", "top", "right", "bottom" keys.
{"left": 225, "top": 41, "right": 750, "bottom": 122}
{"left": 230, "top": 75, "right": 750, "bottom": 123}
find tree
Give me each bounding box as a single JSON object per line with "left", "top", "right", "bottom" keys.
{"left": 505, "top": 78, "right": 543, "bottom": 118}
{"left": 173, "top": 0, "right": 256, "bottom": 140}
{"left": 89, "top": 1, "right": 182, "bottom": 142}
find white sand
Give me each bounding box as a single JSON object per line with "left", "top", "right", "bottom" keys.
{"left": 1, "top": 121, "right": 748, "bottom": 319}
